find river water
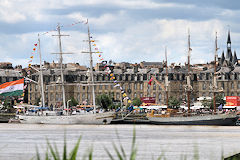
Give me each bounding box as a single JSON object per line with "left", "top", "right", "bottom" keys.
{"left": 0, "top": 124, "right": 240, "bottom": 160}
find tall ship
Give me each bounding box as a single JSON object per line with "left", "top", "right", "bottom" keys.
{"left": 147, "top": 30, "right": 238, "bottom": 125}
{"left": 18, "top": 22, "right": 114, "bottom": 124}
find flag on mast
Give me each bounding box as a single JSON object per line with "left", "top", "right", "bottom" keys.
{"left": 148, "top": 77, "right": 153, "bottom": 85}
{"left": 0, "top": 78, "right": 24, "bottom": 96}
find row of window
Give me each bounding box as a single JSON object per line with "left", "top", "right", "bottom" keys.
{"left": 31, "top": 71, "right": 240, "bottom": 85}
{"left": 202, "top": 82, "right": 240, "bottom": 90}
{"left": 31, "top": 82, "right": 166, "bottom": 92}
{"left": 0, "top": 77, "right": 18, "bottom": 84}
{"left": 201, "top": 92, "right": 240, "bottom": 97}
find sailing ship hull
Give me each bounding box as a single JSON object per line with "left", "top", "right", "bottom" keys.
{"left": 18, "top": 115, "right": 78, "bottom": 124}
{"left": 148, "top": 114, "right": 238, "bottom": 126}
{"left": 18, "top": 112, "right": 114, "bottom": 125}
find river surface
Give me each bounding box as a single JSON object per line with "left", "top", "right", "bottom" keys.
{"left": 0, "top": 124, "right": 240, "bottom": 160}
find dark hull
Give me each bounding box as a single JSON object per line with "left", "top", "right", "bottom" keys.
{"left": 111, "top": 118, "right": 150, "bottom": 124}
{"left": 0, "top": 113, "right": 15, "bottom": 123}
{"left": 150, "top": 117, "right": 238, "bottom": 126}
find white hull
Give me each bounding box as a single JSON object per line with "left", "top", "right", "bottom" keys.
{"left": 18, "top": 112, "right": 114, "bottom": 125}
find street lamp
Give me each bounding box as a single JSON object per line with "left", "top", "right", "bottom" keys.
{"left": 67, "top": 100, "right": 71, "bottom": 116}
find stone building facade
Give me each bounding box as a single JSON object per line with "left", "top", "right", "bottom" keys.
{"left": 27, "top": 31, "right": 240, "bottom": 107}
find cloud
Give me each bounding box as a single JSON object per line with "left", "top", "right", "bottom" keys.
{"left": 0, "top": 0, "right": 26, "bottom": 23}
{"left": 0, "top": 0, "right": 240, "bottom": 68}
{"left": 92, "top": 19, "right": 227, "bottom": 65}
{"left": 61, "top": 0, "right": 191, "bottom": 9}
{"left": 159, "top": 0, "right": 240, "bottom": 10}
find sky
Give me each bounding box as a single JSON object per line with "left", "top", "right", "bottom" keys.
{"left": 0, "top": 0, "right": 240, "bottom": 67}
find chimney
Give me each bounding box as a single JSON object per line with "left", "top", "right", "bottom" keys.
{"left": 134, "top": 65, "right": 138, "bottom": 73}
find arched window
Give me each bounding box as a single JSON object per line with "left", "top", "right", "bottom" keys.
{"left": 158, "top": 93, "right": 162, "bottom": 102}
{"left": 231, "top": 83, "right": 234, "bottom": 89}
{"left": 153, "top": 83, "right": 156, "bottom": 90}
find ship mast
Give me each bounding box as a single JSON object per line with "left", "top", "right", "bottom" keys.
{"left": 213, "top": 32, "right": 219, "bottom": 113}
{"left": 81, "top": 20, "right": 112, "bottom": 113}
{"left": 52, "top": 23, "right": 72, "bottom": 112}
{"left": 87, "top": 24, "right": 96, "bottom": 114}
{"left": 81, "top": 21, "right": 98, "bottom": 114}
{"left": 165, "top": 46, "right": 169, "bottom": 108}
{"left": 57, "top": 24, "right": 66, "bottom": 111}
{"left": 37, "top": 34, "right": 45, "bottom": 108}
{"left": 187, "top": 29, "right": 192, "bottom": 113}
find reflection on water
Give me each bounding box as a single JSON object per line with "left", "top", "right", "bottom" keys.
{"left": 0, "top": 124, "right": 240, "bottom": 160}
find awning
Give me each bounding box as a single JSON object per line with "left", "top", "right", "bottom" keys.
{"left": 197, "top": 97, "right": 212, "bottom": 101}
{"left": 20, "top": 104, "right": 40, "bottom": 108}
{"left": 13, "top": 106, "right": 24, "bottom": 109}
{"left": 140, "top": 106, "right": 167, "bottom": 109}
{"left": 223, "top": 106, "right": 237, "bottom": 109}
{"left": 37, "top": 107, "right": 49, "bottom": 110}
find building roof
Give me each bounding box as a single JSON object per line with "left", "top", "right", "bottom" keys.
{"left": 140, "top": 61, "right": 163, "bottom": 67}
{"left": 149, "top": 68, "right": 159, "bottom": 74}
{"left": 0, "top": 69, "right": 21, "bottom": 77}
{"left": 113, "top": 69, "right": 122, "bottom": 74}
{"left": 202, "top": 68, "right": 215, "bottom": 73}
{"left": 138, "top": 68, "right": 149, "bottom": 74}
{"left": 232, "top": 66, "right": 240, "bottom": 73}
{"left": 216, "top": 67, "right": 231, "bottom": 73}
{"left": 124, "top": 69, "right": 134, "bottom": 74}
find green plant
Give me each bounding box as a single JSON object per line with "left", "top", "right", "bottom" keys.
{"left": 35, "top": 97, "right": 41, "bottom": 106}
{"left": 3, "top": 98, "right": 11, "bottom": 109}
{"left": 96, "top": 94, "right": 113, "bottom": 109}
{"left": 104, "top": 127, "right": 137, "bottom": 160}
{"left": 132, "top": 98, "right": 142, "bottom": 107}
{"left": 69, "top": 97, "right": 78, "bottom": 107}
{"left": 168, "top": 96, "right": 181, "bottom": 109}
{"left": 34, "top": 134, "right": 84, "bottom": 160}
{"left": 224, "top": 152, "right": 240, "bottom": 160}
{"left": 202, "top": 98, "right": 211, "bottom": 108}
{"left": 210, "top": 94, "right": 225, "bottom": 109}
{"left": 32, "top": 129, "right": 202, "bottom": 160}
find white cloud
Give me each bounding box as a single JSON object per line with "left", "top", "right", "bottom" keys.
{"left": 62, "top": 0, "right": 194, "bottom": 9}
{"left": 91, "top": 19, "right": 227, "bottom": 65}
{"left": 0, "top": 0, "right": 26, "bottom": 23}
{"left": 0, "top": 18, "right": 230, "bottom": 67}
{"left": 0, "top": 0, "right": 69, "bottom": 23}
{"left": 0, "top": 0, "right": 239, "bottom": 68}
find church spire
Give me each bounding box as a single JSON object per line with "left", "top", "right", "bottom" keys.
{"left": 227, "top": 30, "right": 231, "bottom": 49}
{"left": 221, "top": 50, "right": 225, "bottom": 65}
{"left": 233, "top": 50, "right": 238, "bottom": 65}
{"left": 227, "top": 30, "right": 231, "bottom": 43}
{"left": 226, "top": 30, "right": 232, "bottom": 62}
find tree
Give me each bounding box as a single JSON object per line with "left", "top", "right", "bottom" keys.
{"left": 132, "top": 97, "right": 142, "bottom": 106}
{"left": 96, "top": 94, "right": 113, "bottom": 109}
{"left": 69, "top": 97, "right": 78, "bottom": 106}
{"left": 3, "top": 98, "right": 10, "bottom": 109}
{"left": 34, "top": 98, "right": 40, "bottom": 106}
{"left": 168, "top": 96, "right": 181, "bottom": 109}
{"left": 215, "top": 94, "right": 225, "bottom": 106}
{"left": 202, "top": 98, "right": 211, "bottom": 108}
{"left": 209, "top": 94, "right": 225, "bottom": 109}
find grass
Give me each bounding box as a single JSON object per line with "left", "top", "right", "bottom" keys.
{"left": 33, "top": 128, "right": 233, "bottom": 160}
{"left": 104, "top": 128, "right": 137, "bottom": 160}
{"left": 34, "top": 134, "right": 82, "bottom": 160}
{"left": 224, "top": 152, "right": 240, "bottom": 160}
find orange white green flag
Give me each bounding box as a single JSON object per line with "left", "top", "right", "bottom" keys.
{"left": 0, "top": 78, "right": 24, "bottom": 96}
